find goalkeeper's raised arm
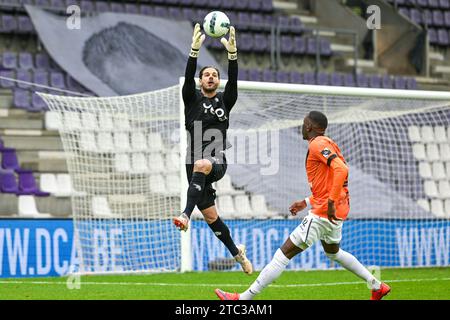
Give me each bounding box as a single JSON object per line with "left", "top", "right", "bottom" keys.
{"left": 221, "top": 26, "right": 238, "bottom": 111}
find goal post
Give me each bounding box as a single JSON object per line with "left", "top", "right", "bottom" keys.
{"left": 39, "top": 80, "right": 450, "bottom": 275}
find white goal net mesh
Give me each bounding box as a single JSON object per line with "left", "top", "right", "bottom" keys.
{"left": 39, "top": 82, "right": 450, "bottom": 273}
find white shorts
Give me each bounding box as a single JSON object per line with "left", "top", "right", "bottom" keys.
{"left": 289, "top": 211, "right": 343, "bottom": 250}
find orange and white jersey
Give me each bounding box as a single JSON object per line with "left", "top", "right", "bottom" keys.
{"left": 306, "top": 136, "right": 350, "bottom": 220}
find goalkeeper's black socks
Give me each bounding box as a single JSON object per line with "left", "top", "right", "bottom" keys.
{"left": 183, "top": 172, "right": 206, "bottom": 218}
{"left": 208, "top": 217, "right": 239, "bottom": 257}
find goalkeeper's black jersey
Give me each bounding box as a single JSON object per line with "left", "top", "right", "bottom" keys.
{"left": 182, "top": 56, "right": 238, "bottom": 163}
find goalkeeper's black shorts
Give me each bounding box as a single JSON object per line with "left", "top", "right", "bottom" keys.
{"left": 185, "top": 155, "right": 227, "bottom": 211}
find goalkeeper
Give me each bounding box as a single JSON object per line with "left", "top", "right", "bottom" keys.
{"left": 173, "top": 24, "right": 253, "bottom": 275}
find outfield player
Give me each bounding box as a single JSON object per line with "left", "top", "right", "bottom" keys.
{"left": 173, "top": 24, "right": 253, "bottom": 275}
{"left": 215, "top": 111, "right": 390, "bottom": 300}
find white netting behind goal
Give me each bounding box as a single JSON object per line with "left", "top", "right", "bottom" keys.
{"left": 40, "top": 82, "right": 450, "bottom": 273}
{"left": 39, "top": 88, "right": 182, "bottom": 274}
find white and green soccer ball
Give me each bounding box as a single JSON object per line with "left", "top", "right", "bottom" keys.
{"left": 203, "top": 11, "right": 230, "bottom": 38}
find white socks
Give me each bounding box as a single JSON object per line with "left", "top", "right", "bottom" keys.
{"left": 326, "top": 249, "right": 381, "bottom": 290}
{"left": 240, "top": 249, "right": 289, "bottom": 300}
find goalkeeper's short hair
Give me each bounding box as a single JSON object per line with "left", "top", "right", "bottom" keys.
{"left": 199, "top": 66, "right": 221, "bottom": 79}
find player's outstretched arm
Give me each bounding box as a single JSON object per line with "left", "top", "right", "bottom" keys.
{"left": 183, "top": 23, "right": 205, "bottom": 105}
{"left": 327, "top": 157, "right": 348, "bottom": 224}
{"left": 221, "top": 26, "right": 238, "bottom": 109}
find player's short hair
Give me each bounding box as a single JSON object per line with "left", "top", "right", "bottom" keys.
{"left": 199, "top": 66, "right": 220, "bottom": 79}
{"left": 308, "top": 111, "right": 328, "bottom": 130}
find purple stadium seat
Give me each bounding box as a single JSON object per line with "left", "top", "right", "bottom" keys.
{"left": 281, "top": 35, "right": 294, "bottom": 54}
{"left": 432, "top": 10, "right": 444, "bottom": 26}
{"left": 238, "top": 68, "right": 248, "bottom": 81}
{"left": 398, "top": 7, "right": 410, "bottom": 19}
{"left": 356, "top": 73, "right": 369, "bottom": 87}
{"left": 248, "top": 0, "right": 262, "bottom": 11}
{"left": 406, "top": 77, "right": 418, "bottom": 89}
{"left": 1, "top": 51, "right": 17, "bottom": 69}
{"left": 50, "top": 72, "right": 65, "bottom": 89}
{"left": 278, "top": 15, "right": 290, "bottom": 33}
{"left": 330, "top": 73, "right": 344, "bottom": 86}
{"left": 34, "top": 70, "right": 49, "bottom": 86}
{"left": 225, "top": 11, "right": 238, "bottom": 27}
{"left": 125, "top": 4, "right": 139, "bottom": 14}
{"left": 95, "top": 1, "right": 110, "bottom": 13}
{"left": 237, "top": 12, "right": 251, "bottom": 30}
{"left": 262, "top": 69, "right": 276, "bottom": 82}
{"left": 0, "top": 172, "right": 23, "bottom": 195}
{"left": 437, "top": 28, "right": 449, "bottom": 45}
{"left": 276, "top": 70, "right": 290, "bottom": 83}
{"left": 18, "top": 53, "right": 34, "bottom": 70}
{"left": 410, "top": 9, "right": 422, "bottom": 24}
{"left": 293, "top": 36, "right": 306, "bottom": 54}
{"left": 182, "top": 8, "right": 196, "bottom": 21}
{"left": 439, "top": 0, "right": 450, "bottom": 9}
{"left": 262, "top": 0, "right": 274, "bottom": 12}
{"left": 429, "top": 0, "right": 440, "bottom": 8}
{"left": 196, "top": 9, "right": 208, "bottom": 22}
{"left": 0, "top": 15, "right": 17, "bottom": 33}
{"left": 250, "top": 13, "right": 265, "bottom": 31}
{"left": 253, "top": 33, "right": 269, "bottom": 53}
{"left": 306, "top": 38, "right": 320, "bottom": 55}
{"left": 320, "top": 39, "right": 332, "bottom": 56}
{"left": 17, "top": 16, "right": 34, "bottom": 33}
{"left": 31, "top": 92, "right": 48, "bottom": 112}
{"left": 381, "top": 75, "right": 393, "bottom": 88}
{"left": 35, "top": 53, "right": 50, "bottom": 70}
{"left": 263, "top": 14, "right": 275, "bottom": 26}
{"left": 140, "top": 5, "right": 153, "bottom": 16}
{"left": 0, "top": 70, "right": 15, "bottom": 88}
{"left": 17, "top": 170, "right": 50, "bottom": 196}
{"left": 343, "top": 73, "right": 355, "bottom": 87}
{"left": 302, "top": 72, "right": 315, "bottom": 84}
{"left": 417, "top": 0, "right": 428, "bottom": 6}
{"left": 289, "top": 71, "right": 302, "bottom": 83}
{"left": 80, "top": 0, "right": 95, "bottom": 12}
{"left": 35, "top": 0, "right": 50, "bottom": 5}
{"left": 423, "top": 10, "right": 433, "bottom": 26}
{"left": 13, "top": 89, "right": 30, "bottom": 110}
{"left": 369, "top": 74, "right": 382, "bottom": 88}
{"left": 239, "top": 33, "right": 254, "bottom": 52}
{"left": 444, "top": 11, "right": 450, "bottom": 26}
{"left": 1, "top": 148, "right": 21, "bottom": 171}
{"left": 316, "top": 73, "right": 329, "bottom": 85}
{"left": 394, "top": 76, "right": 407, "bottom": 89}
{"left": 234, "top": 0, "right": 249, "bottom": 11}
{"left": 248, "top": 69, "right": 262, "bottom": 81}
{"left": 169, "top": 7, "right": 183, "bottom": 20}
{"left": 110, "top": 3, "right": 124, "bottom": 13}
{"left": 49, "top": 0, "right": 65, "bottom": 8}
{"left": 180, "top": 0, "right": 195, "bottom": 5}
{"left": 207, "top": 0, "right": 222, "bottom": 8}
{"left": 289, "top": 16, "right": 303, "bottom": 34}
{"left": 221, "top": 0, "right": 236, "bottom": 10}
{"left": 428, "top": 28, "right": 438, "bottom": 44}
{"left": 16, "top": 70, "right": 32, "bottom": 89}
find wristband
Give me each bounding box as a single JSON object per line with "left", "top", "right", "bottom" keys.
{"left": 304, "top": 197, "right": 310, "bottom": 206}
{"left": 190, "top": 48, "right": 199, "bottom": 58}
{"left": 227, "top": 51, "right": 237, "bottom": 60}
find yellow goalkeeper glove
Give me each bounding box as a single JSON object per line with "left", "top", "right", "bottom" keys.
{"left": 190, "top": 23, "right": 205, "bottom": 58}
{"left": 220, "top": 26, "right": 237, "bottom": 60}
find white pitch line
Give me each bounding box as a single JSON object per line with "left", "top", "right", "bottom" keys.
{"left": 0, "top": 277, "right": 449, "bottom": 288}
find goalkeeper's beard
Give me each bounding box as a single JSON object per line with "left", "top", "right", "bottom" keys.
{"left": 202, "top": 84, "right": 218, "bottom": 94}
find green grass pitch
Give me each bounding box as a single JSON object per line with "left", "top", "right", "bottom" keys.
{"left": 0, "top": 267, "right": 449, "bottom": 300}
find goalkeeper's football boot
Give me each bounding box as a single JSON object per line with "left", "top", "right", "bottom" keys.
{"left": 214, "top": 289, "right": 239, "bottom": 301}
{"left": 371, "top": 282, "right": 391, "bottom": 300}
{"left": 173, "top": 213, "right": 189, "bottom": 232}
{"left": 234, "top": 244, "right": 253, "bottom": 275}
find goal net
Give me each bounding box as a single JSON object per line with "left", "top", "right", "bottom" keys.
{"left": 39, "top": 81, "right": 450, "bottom": 274}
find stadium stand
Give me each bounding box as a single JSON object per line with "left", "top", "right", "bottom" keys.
{"left": 0, "top": 0, "right": 449, "bottom": 220}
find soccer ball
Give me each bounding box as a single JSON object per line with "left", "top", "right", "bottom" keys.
{"left": 203, "top": 11, "right": 230, "bottom": 38}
